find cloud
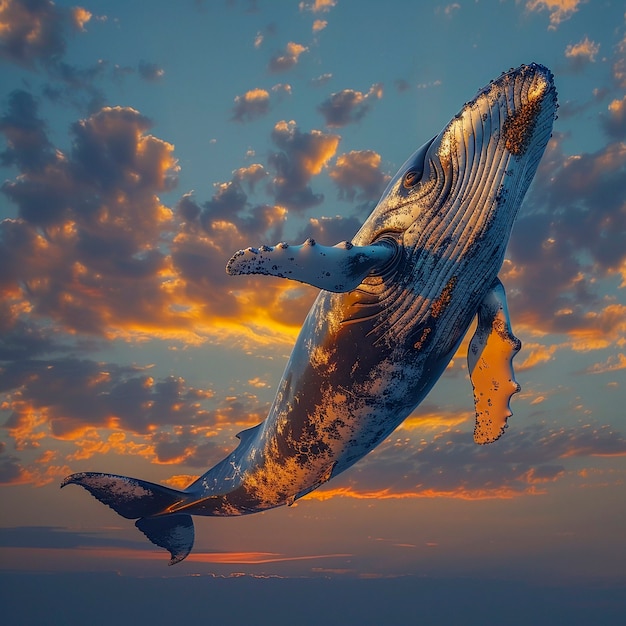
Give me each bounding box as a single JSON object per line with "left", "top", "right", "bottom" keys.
{"left": 564, "top": 36, "right": 600, "bottom": 71}
{"left": 317, "top": 84, "right": 383, "bottom": 127}
{"left": 525, "top": 0, "right": 586, "bottom": 29}
{"left": 613, "top": 32, "right": 626, "bottom": 88}
{"left": 309, "top": 420, "right": 626, "bottom": 502}
{"left": 328, "top": 150, "right": 390, "bottom": 203}
{"left": 501, "top": 134, "right": 626, "bottom": 344}
{"left": 296, "top": 215, "right": 365, "bottom": 245}
{"left": 138, "top": 60, "right": 165, "bottom": 82}
{"left": 299, "top": 0, "right": 336, "bottom": 13}
{"left": 312, "top": 19, "right": 328, "bottom": 33}
{"left": 232, "top": 88, "right": 271, "bottom": 122}
{"left": 0, "top": 0, "right": 90, "bottom": 68}
{"left": 268, "top": 42, "right": 308, "bottom": 73}
{"left": 0, "top": 100, "right": 188, "bottom": 338}
{"left": 311, "top": 73, "right": 333, "bottom": 87}
{"left": 0, "top": 358, "right": 214, "bottom": 442}
{"left": 268, "top": 119, "right": 340, "bottom": 211}
{"left": 585, "top": 353, "right": 626, "bottom": 375}
{"left": 0, "top": 90, "right": 55, "bottom": 172}
{"left": 601, "top": 95, "right": 626, "bottom": 140}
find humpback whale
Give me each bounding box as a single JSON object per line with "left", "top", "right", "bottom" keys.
{"left": 62, "top": 63, "right": 558, "bottom": 564}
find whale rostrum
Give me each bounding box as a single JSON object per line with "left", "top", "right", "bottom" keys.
{"left": 62, "top": 63, "right": 558, "bottom": 565}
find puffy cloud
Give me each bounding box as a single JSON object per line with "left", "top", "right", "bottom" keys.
{"left": 268, "top": 119, "right": 340, "bottom": 211}
{"left": 0, "top": 357, "right": 213, "bottom": 441}
{"left": 328, "top": 150, "right": 390, "bottom": 203}
{"left": 0, "top": 100, "right": 189, "bottom": 340}
{"left": 564, "top": 36, "right": 600, "bottom": 71}
{"left": 317, "top": 84, "right": 383, "bottom": 127}
{"left": 0, "top": 0, "right": 90, "bottom": 68}
{"left": 268, "top": 42, "right": 308, "bottom": 73}
{"left": 525, "top": 0, "right": 586, "bottom": 29}
{"left": 601, "top": 95, "right": 626, "bottom": 140}
{"left": 0, "top": 90, "right": 54, "bottom": 172}
{"left": 232, "top": 88, "right": 271, "bottom": 122}
{"left": 502, "top": 135, "right": 626, "bottom": 344}
{"left": 312, "top": 19, "right": 327, "bottom": 33}
{"left": 295, "top": 215, "right": 364, "bottom": 245}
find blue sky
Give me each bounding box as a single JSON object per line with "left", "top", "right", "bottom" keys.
{"left": 1, "top": 0, "right": 625, "bottom": 623}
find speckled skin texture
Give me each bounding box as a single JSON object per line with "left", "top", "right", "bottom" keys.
{"left": 63, "top": 64, "right": 558, "bottom": 563}
{"left": 180, "top": 63, "right": 558, "bottom": 515}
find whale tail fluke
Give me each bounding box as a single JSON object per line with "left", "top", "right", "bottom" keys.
{"left": 136, "top": 514, "right": 194, "bottom": 565}
{"left": 61, "top": 472, "right": 195, "bottom": 564}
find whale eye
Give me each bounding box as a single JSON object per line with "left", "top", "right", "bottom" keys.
{"left": 403, "top": 169, "right": 421, "bottom": 188}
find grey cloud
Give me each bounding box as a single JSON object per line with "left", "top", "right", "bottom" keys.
{"left": 328, "top": 150, "right": 390, "bottom": 203}
{"left": 0, "top": 90, "right": 55, "bottom": 172}
{"left": 0, "top": 0, "right": 71, "bottom": 68}
{"left": 503, "top": 135, "right": 626, "bottom": 336}
{"left": 268, "top": 120, "right": 340, "bottom": 211}
{"left": 317, "top": 84, "right": 383, "bottom": 128}
{"left": 296, "top": 215, "right": 364, "bottom": 245}
{"left": 138, "top": 60, "right": 165, "bottom": 82}
{"left": 0, "top": 357, "right": 213, "bottom": 438}
{"left": 0, "top": 525, "right": 149, "bottom": 550}
{"left": 231, "top": 88, "right": 270, "bottom": 122}
{"left": 601, "top": 95, "right": 626, "bottom": 140}
{"left": 330, "top": 421, "right": 626, "bottom": 497}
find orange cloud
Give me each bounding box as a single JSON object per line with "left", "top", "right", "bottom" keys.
{"left": 306, "top": 484, "right": 544, "bottom": 502}
{"left": 300, "top": 0, "right": 336, "bottom": 13}
{"left": 565, "top": 36, "right": 599, "bottom": 62}
{"left": 586, "top": 353, "right": 626, "bottom": 374}
{"left": 232, "top": 88, "right": 270, "bottom": 122}
{"left": 329, "top": 150, "right": 391, "bottom": 202}
{"left": 269, "top": 42, "right": 308, "bottom": 73}
{"left": 525, "top": 0, "right": 586, "bottom": 29}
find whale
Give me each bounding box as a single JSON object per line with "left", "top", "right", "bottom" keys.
{"left": 62, "top": 63, "right": 558, "bottom": 565}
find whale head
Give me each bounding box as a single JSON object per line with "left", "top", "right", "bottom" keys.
{"left": 226, "top": 64, "right": 557, "bottom": 298}
{"left": 355, "top": 63, "right": 558, "bottom": 279}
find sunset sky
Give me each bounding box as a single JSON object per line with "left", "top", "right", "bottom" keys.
{"left": 1, "top": 0, "right": 625, "bottom": 623}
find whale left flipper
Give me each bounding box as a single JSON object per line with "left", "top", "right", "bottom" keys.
{"left": 226, "top": 238, "right": 395, "bottom": 292}
{"left": 468, "top": 279, "right": 522, "bottom": 444}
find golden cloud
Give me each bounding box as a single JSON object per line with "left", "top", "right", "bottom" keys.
{"left": 526, "top": 0, "right": 586, "bottom": 29}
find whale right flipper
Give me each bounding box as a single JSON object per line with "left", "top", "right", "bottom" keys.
{"left": 226, "top": 238, "right": 396, "bottom": 292}
{"left": 468, "top": 279, "right": 522, "bottom": 445}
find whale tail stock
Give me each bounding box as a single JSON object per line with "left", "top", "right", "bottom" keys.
{"left": 61, "top": 472, "right": 194, "bottom": 565}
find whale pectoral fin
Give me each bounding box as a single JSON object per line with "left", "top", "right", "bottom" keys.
{"left": 468, "top": 279, "right": 522, "bottom": 445}
{"left": 136, "top": 515, "right": 194, "bottom": 566}
{"left": 226, "top": 238, "right": 395, "bottom": 292}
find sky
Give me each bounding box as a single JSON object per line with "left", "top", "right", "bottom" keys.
{"left": 1, "top": 0, "right": 625, "bottom": 623}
